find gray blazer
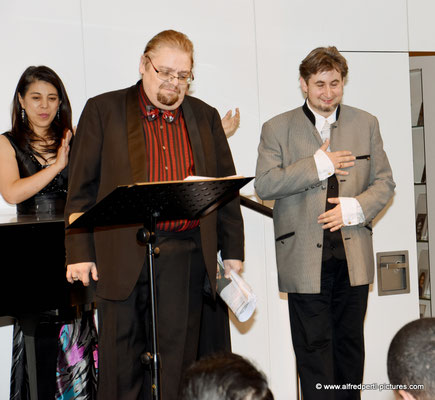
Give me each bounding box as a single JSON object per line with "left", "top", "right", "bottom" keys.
{"left": 255, "top": 104, "right": 395, "bottom": 294}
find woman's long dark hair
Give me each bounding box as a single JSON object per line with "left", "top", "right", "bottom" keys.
{"left": 11, "top": 66, "right": 72, "bottom": 161}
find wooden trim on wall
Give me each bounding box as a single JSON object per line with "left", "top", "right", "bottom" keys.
{"left": 410, "top": 52, "right": 435, "bottom": 57}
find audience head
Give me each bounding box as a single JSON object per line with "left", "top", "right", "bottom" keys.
{"left": 179, "top": 352, "right": 274, "bottom": 400}
{"left": 387, "top": 318, "right": 435, "bottom": 400}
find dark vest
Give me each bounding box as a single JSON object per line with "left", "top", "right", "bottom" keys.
{"left": 302, "top": 104, "right": 346, "bottom": 261}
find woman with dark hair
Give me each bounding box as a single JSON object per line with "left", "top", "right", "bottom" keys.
{"left": 0, "top": 66, "right": 97, "bottom": 399}
{"left": 0, "top": 66, "right": 73, "bottom": 213}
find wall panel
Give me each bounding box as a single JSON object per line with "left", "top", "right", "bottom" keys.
{"left": 254, "top": 0, "right": 408, "bottom": 57}
{"left": 407, "top": 0, "right": 435, "bottom": 51}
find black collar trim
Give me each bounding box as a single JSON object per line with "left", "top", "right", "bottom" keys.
{"left": 302, "top": 101, "right": 341, "bottom": 126}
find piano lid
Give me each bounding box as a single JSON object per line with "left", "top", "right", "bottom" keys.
{"left": 0, "top": 212, "right": 64, "bottom": 227}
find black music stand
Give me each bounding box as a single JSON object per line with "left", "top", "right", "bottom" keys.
{"left": 68, "top": 176, "right": 252, "bottom": 400}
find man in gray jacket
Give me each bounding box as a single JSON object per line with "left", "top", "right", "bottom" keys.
{"left": 255, "top": 46, "right": 395, "bottom": 400}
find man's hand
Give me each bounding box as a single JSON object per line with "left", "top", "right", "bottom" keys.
{"left": 66, "top": 262, "right": 98, "bottom": 286}
{"left": 318, "top": 198, "right": 344, "bottom": 232}
{"left": 320, "top": 139, "right": 355, "bottom": 175}
{"left": 223, "top": 259, "right": 243, "bottom": 278}
{"left": 221, "top": 108, "right": 240, "bottom": 138}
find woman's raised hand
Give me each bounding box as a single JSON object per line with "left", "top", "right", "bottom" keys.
{"left": 55, "top": 129, "right": 73, "bottom": 171}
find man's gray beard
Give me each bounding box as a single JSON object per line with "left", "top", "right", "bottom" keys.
{"left": 157, "top": 91, "right": 179, "bottom": 106}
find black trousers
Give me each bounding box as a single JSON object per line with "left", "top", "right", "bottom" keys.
{"left": 288, "top": 257, "right": 369, "bottom": 400}
{"left": 96, "top": 228, "right": 206, "bottom": 400}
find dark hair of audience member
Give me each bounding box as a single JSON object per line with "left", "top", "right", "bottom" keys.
{"left": 387, "top": 318, "right": 435, "bottom": 400}
{"left": 179, "top": 352, "right": 274, "bottom": 400}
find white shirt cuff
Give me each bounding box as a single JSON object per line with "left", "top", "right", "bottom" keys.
{"left": 340, "top": 197, "right": 365, "bottom": 226}
{"left": 314, "top": 149, "right": 334, "bottom": 181}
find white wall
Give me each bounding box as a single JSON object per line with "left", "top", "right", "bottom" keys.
{"left": 407, "top": 0, "right": 435, "bottom": 51}
{"left": 0, "top": 1, "right": 424, "bottom": 399}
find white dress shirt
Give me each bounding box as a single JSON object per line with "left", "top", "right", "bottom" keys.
{"left": 308, "top": 101, "right": 365, "bottom": 226}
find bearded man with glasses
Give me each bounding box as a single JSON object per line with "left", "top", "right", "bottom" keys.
{"left": 65, "top": 30, "right": 244, "bottom": 400}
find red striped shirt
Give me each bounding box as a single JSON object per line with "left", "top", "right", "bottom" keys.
{"left": 138, "top": 84, "right": 200, "bottom": 231}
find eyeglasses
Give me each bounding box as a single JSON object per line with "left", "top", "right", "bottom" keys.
{"left": 146, "top": 56, "right": 194, "bottom": 85}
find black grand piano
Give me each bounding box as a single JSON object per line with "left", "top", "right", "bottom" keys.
{"left": 0, "top": 213, "right": 93, "bottom": 315}
{"left": 0, "top": 212, "right": 94, "bottom": 399}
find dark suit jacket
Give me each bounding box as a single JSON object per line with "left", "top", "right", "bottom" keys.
{"left": 65, "top": 82, "right": 244, "bottom": 301}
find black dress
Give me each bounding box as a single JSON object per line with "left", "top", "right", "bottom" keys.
{"left": 4, "top": 132, "right": 68, "bottom": 216}
{"left": 3, "top": 133, "right": 98, "bottom": 400}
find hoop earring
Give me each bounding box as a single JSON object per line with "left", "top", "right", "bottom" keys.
{"left": 21, "top": 109, "right": 25, "bottom": 122}
{"left": 57, "top": 107, "right": 60, "bottom": 120}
